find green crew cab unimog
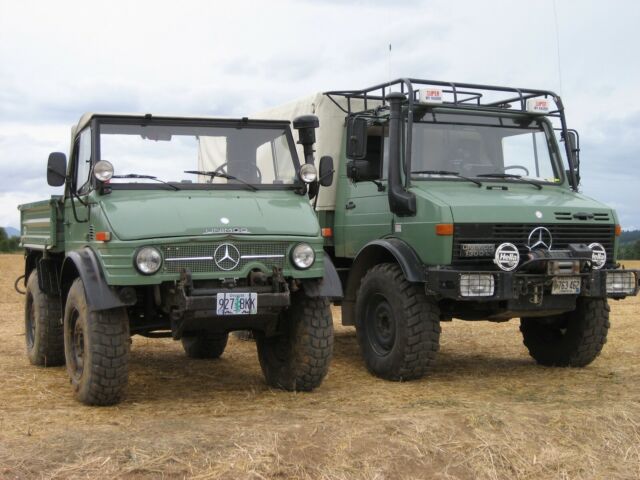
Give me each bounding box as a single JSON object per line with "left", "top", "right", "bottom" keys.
{"left": 258, "top": 78, "right": 639, "bottom": 381}
{"left": 19, "top": 113, "right": 341, "bottom": 405}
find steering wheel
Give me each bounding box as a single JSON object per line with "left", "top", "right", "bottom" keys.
{"left": 213, "top": 162, "right": 262, "bottom": 183}
{"left": 504, "top": 165, "right": 530, "bottom": 176}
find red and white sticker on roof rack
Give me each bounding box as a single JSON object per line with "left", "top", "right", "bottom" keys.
{"left": 418, "top": 88, "right": 443, "bottom": 105}
{"left": 526, "top": 98, "right": 551, "bottom": 114}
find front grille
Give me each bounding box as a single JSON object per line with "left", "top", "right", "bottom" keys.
{"left": 161, "top": 242, "right": 287, "bottom": 274}
{"left": 453, "top": 223, "right": 615, "bottom": 267}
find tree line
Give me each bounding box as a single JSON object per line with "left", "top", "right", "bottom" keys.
{"left": 0, "top": 228, "right": 21, "bottom": 252}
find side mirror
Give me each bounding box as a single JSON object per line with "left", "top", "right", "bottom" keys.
{"left": 292, "top": 115, "right": 319, "bottom": 165}
{"left": 566, "top": 129, "right": 580, "bottom": 185}
{"left": 346, "top": 117, "right": 368, "bottom": 159}
{"left": 346, "top": 159, "right": 381, "bottom": 182}
{"left": 318, "top": 156, "right": 334, "bottom": 187}
{"left": 47, "top": 152, "right": 67, "bottom": 187}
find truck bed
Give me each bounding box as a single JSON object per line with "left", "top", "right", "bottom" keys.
{"left": 18, "top": 196, "right": 64, "bottom": 252}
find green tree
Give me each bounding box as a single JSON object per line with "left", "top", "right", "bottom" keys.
{"left": 0, "top": 228, "right": 21, "bottom": 252}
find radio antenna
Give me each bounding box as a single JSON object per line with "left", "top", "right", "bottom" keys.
{"left": 552, "top": 0, "right": 563, "bottom": 95}
{"left": 388, "top": 43, "right": 392, "bottom": 84}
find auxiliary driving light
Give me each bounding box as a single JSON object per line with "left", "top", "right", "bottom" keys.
{"left": 460, "top": 274, "right": 495, "bottom": 297}
{"left": 291, "top": 243, "right": 315, "bottom": 269}
{"left": 606, "top": 271, "right": 637, "bottom": 295}
{"left": 93, "top": 160, "right": 114, "bottom": 182}
{"left": 134, "top": 246, "right": 162, "bottom": 275}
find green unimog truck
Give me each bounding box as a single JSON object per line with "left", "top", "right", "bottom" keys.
{"left": 19, "top": 112, "right": 341, "bottom": 405}
{"left": 258, "top": 78, "right": 639, "bottom": 381}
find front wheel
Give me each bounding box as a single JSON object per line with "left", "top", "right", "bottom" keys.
{"left": 256, "top": 293, "right": 333, "bottom": 391}
{"left": 63, "top": 278, "right": 130, "bottom": 405}
{"left": 355, "top": 263, "right": 441, "bottom": 381}
{"left": 520, "top": 297, "right": 610, "bottom": 367}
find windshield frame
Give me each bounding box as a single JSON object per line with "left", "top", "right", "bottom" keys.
{"left": 89, "top": 114, "right": 303, "bottom": 192}
{"left": 407, "top": 109, "right": 568, "bottom": 187}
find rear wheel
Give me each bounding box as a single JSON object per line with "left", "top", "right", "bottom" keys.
{"left": 181, "top": 332, "right": 229, "bottom": 359}
{"left": 63, "top": 278, "right": 130, "bottom": 405}
{"left": 24, "top": 270, "right": 64, "bottom": 366}
{"left": 355, "top": 263, "right": 441, "bottom": 381}
{"left": 520, "top": 297, "right": 610, "bottom": 367}
{"left": 256, "top": 293, "right": 333, "bottom": 391}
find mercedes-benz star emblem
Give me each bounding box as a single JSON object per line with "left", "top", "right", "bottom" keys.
{"left": 214, "top": 243, "right": 240, "bottom": 271}
{"left": 527, "top": 227, "right": 553, "bottom": 251}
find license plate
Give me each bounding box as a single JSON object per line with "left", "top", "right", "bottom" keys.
{"left": 216, "top": 292, "right": 258, "bottom": 315}
{"left": 551, "top": 276, "right": 581, "bottom": 295}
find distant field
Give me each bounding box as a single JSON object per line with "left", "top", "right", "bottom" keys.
{"left": 1, "top": 254, "right": 639, "bottom": 479}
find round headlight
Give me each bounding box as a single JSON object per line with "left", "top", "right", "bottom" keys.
{"left": 291, "top": 243, "right": 315, "bottom": 269}
{"left": 94, "top": 160, "right": 114, "bottom": 182}
{"left": 299, "top": 163, "right": 317, "bottom": 184}
{"left": 135, "top": 246, "right": 162, "bottom": 275}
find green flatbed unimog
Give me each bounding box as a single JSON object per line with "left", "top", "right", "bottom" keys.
{"left": 18, "top": 113, "right": 341, "bottom": 405}
{"left": 258, "top": 78, "right": 640, "bottom": 381}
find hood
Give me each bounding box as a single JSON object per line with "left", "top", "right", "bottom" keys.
{"left": 100, "top": 190, "right": 319, "bottom": 241}
{"left": 411, "top": 181, "right": 615, "bottom": 224}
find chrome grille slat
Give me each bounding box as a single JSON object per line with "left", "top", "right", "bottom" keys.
{"left": 161, "top": 242, "right": 287, "bottom": 273}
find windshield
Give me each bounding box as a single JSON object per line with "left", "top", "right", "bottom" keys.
{"left": 98, "top": 123, "right": 299, "bottom": 188}
{"left": 409, "top": 113, "right": 563, "bottom": 184}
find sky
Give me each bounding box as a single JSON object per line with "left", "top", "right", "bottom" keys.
{"left": 1, "top": 0, "right": 639, "bottom": 229}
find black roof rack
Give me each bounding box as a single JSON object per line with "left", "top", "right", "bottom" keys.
{"left": 324, "top": 77, "right": 564, "bottom": 119}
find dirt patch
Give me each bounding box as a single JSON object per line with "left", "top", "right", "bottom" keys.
{"left": 1, "top": 254, "right": 639, "bottom": 479}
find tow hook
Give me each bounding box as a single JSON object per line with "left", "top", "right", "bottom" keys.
{"left": 529, "top": 284, "right": 543, "bottom": 305}
{"left": 14, "top": 275, "right": 26, "bottom": 295}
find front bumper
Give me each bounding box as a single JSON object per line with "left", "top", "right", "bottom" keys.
{"left": 425, "top": 267, "right": 640, "bottom": 301}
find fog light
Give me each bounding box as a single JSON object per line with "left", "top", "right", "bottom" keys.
{"left": 606, "top": 271, "right": 637, "bottom": 295}
{"left": 460, "top": 274, "right": 495, "bottom": 297}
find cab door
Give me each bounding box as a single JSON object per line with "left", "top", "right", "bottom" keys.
{"left": 335, "top": 127, "right": 392, "bottom": 258}
{"left": 64, "top": 127, "right": 93, "bottom": 251}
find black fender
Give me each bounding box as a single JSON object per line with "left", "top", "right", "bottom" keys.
{"left": 302, "top": 255, "right": 343, "bottom": 299}
{"left": 341, "top": 238, "right": 424, "bottom": 325}
{"left": 60, "top": 248, "right": 129, "bottom": 312}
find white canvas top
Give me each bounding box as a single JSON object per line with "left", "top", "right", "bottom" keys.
{"left": 254, "top": 93, "right": 351, "bottom": 210}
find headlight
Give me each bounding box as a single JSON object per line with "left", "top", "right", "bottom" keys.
{"left": 291, "top": 243, "right": 315, "bottom": 269}
{"left": 93, "top": 160, "right": 114, "bottom": 182}
{"left": 135, "top": 246, "right": 162, "bottom": 275}
{"left": 299, "top": 163, "right": 317, "bottom": 183}
{"left": 460, "top": 274, "right": 495, "bottom": 297}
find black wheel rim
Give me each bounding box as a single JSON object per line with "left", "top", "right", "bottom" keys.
{"left": 69, "top": 310, "right": 84, "bottom": 380}
{"left": 365, "top": 293, "right": 396, "bottom": 356}
{"left": 25, "top": 293, "right": 35, "bottom": 349}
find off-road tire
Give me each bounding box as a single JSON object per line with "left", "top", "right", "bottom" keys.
{"left": 355, "top": 263, "right": 441, "bottom": 381}
{"left": 181, "top": 332, "right": 229, "bottom": 359}
{"left": 520, "top": 297, "right": 610, "bottom": 367}
{"left": 24, "top": 270, "right": 64, "bottom": 366}
{"left": 256, "top": 293, "right": 333, "bottom": 391}
{"left": 63, "top": 278, "right": 130, "bottom": 405}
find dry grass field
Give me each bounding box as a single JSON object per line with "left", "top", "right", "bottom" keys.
{"left": 0, "top": 254, "right": 638, "bottom": 479}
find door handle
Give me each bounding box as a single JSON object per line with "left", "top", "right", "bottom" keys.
{"left": 345, "top": 201, "right": 356, "bottom": 210}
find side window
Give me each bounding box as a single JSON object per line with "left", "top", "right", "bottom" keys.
{"left": 364, "top": 126, "right": 385, "bottom": 179}
{"left": 75, "top": 128, "right": 92, "bottom": 194}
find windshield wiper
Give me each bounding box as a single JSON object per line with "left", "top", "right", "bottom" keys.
{"left": 183, "top": 170, "right": 258, "bottom": 192}
{"left": 476, "top": 173, "right": 542, "bottom": 190}
{"left": 412, "top": 170, "right": 482, "bottom": 188}
{"left": 111, "top": 174, "right": 180, "bottom": 191}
